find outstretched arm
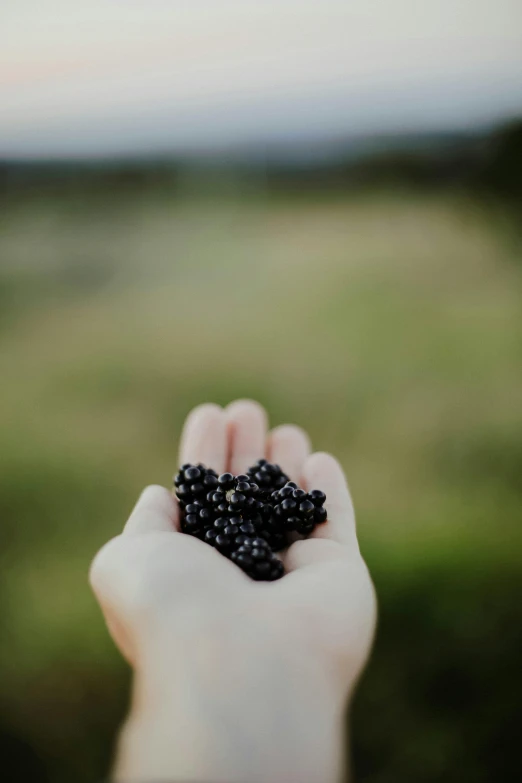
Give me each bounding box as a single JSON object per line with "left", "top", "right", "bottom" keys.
{"left": 90, "top": 400, "right": 377, "bottom": 783}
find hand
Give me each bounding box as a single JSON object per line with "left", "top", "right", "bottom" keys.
{"left": 90, "top": 400, "right": 376, "bottom": 783}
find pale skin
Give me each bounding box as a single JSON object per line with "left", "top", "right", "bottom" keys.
{"left": 90, "top": 400, "right": 377, "bottom": 783}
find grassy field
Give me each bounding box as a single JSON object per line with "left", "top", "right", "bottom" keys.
{"left": 0, "top": 184, "right": 521, "bottom": 781}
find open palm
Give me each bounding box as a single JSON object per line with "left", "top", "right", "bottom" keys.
{"left": 90, "top": 400, "right": 376, "bottom": 783}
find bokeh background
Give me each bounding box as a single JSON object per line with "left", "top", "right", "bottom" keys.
{"left": 1, "top": 2, "right": 521, "bottom": 781}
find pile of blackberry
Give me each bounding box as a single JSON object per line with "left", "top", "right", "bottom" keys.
{"left": 173, "top": 459, "right": 327, "bottom": 581}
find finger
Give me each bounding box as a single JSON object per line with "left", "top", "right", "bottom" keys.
{"left": 301, "top": 452, "right": 357, "bottom": 547}
{"left": 226, "top": 399, "right": 268, "bottom": 475}
{"left": 123, "top": 485, "right": 179, "bottom": 536}
{"left": 179, "top": 403, "right": 228, "bottom": 474}
{"left": 267, "top": 424, "right": 311, "bottom": 482}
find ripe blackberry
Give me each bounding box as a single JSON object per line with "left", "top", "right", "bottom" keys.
{"left": 231, "top": 537, "right": 284, "bottom": 581}
{"left": 174, "top": 460, "right": 328, "bottom": 582}
{"left": 246, "top": 459, "right": 289, "bottom": 499}
{"left": 207, "top": 473, "right": 261, "bottom": 517}
{"left": 180, "top": 501, "right": 214, "bottom": 539}
{"left": 254, "top": 511, "right": 287, "bottom": 551}
{"left": 203, "top": 514, "right": 259, "bottom": 554}
{"left": 271, "top": 482, "right": 327, "bottom": 535}
{"left": 173, "top": 463, "right": 218, "bottom": 508}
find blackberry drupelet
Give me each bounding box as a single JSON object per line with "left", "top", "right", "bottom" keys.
{"left": 231, "top": 536, "right": 284, "bottom": 581}
{"left": 271, "top": 482, "right": 327, "bottom": 535}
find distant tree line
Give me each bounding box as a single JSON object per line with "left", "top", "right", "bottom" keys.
{"left": 0, "top": 119, "right": 520, "bottom": 205}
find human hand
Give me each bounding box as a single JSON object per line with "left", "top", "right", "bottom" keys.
{"left": 90, "top": 400, "right": 376, "bottom": 783}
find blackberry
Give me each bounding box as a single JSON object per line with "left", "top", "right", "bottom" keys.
{"left": 271, "top": 482, "right": 327, "bottom": 535}
{"left": 174, "top": 460, "right": 328, "bottom": 582}
{"left": 180, "top": 501, "right": 214, "bottom": 539}
{"left": 246, "top": 459, "right": 289, "bottom": 500}
{"left": 173, "top": 463, "right": 219, "bottom": 508}
{"left": 253, "top": 509, "right": 287, "bottom": 551}
{"left": 206, "top": 514, "right": 252, "bottom": 554}
{"left": 231, "top": 537, "right": 284, "bottom": 581}
{"left": 207, "top": 473, "right": 261, "bottom": 517}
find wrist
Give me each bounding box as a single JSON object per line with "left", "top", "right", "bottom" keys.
{"left": 114, "top": 618, "right": 347, "bottom": 783}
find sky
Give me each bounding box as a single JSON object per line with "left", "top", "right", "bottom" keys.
{"left": 1, "top": 0, "right": 521, "bottom": 159}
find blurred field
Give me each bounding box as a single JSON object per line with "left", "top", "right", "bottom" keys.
{"left": 1, "top": 181, "right": 521, "bottom": 782}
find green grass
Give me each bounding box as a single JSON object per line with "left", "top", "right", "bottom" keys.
{"left": 0, "top": 186, "right": 521, "bottom": 782}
